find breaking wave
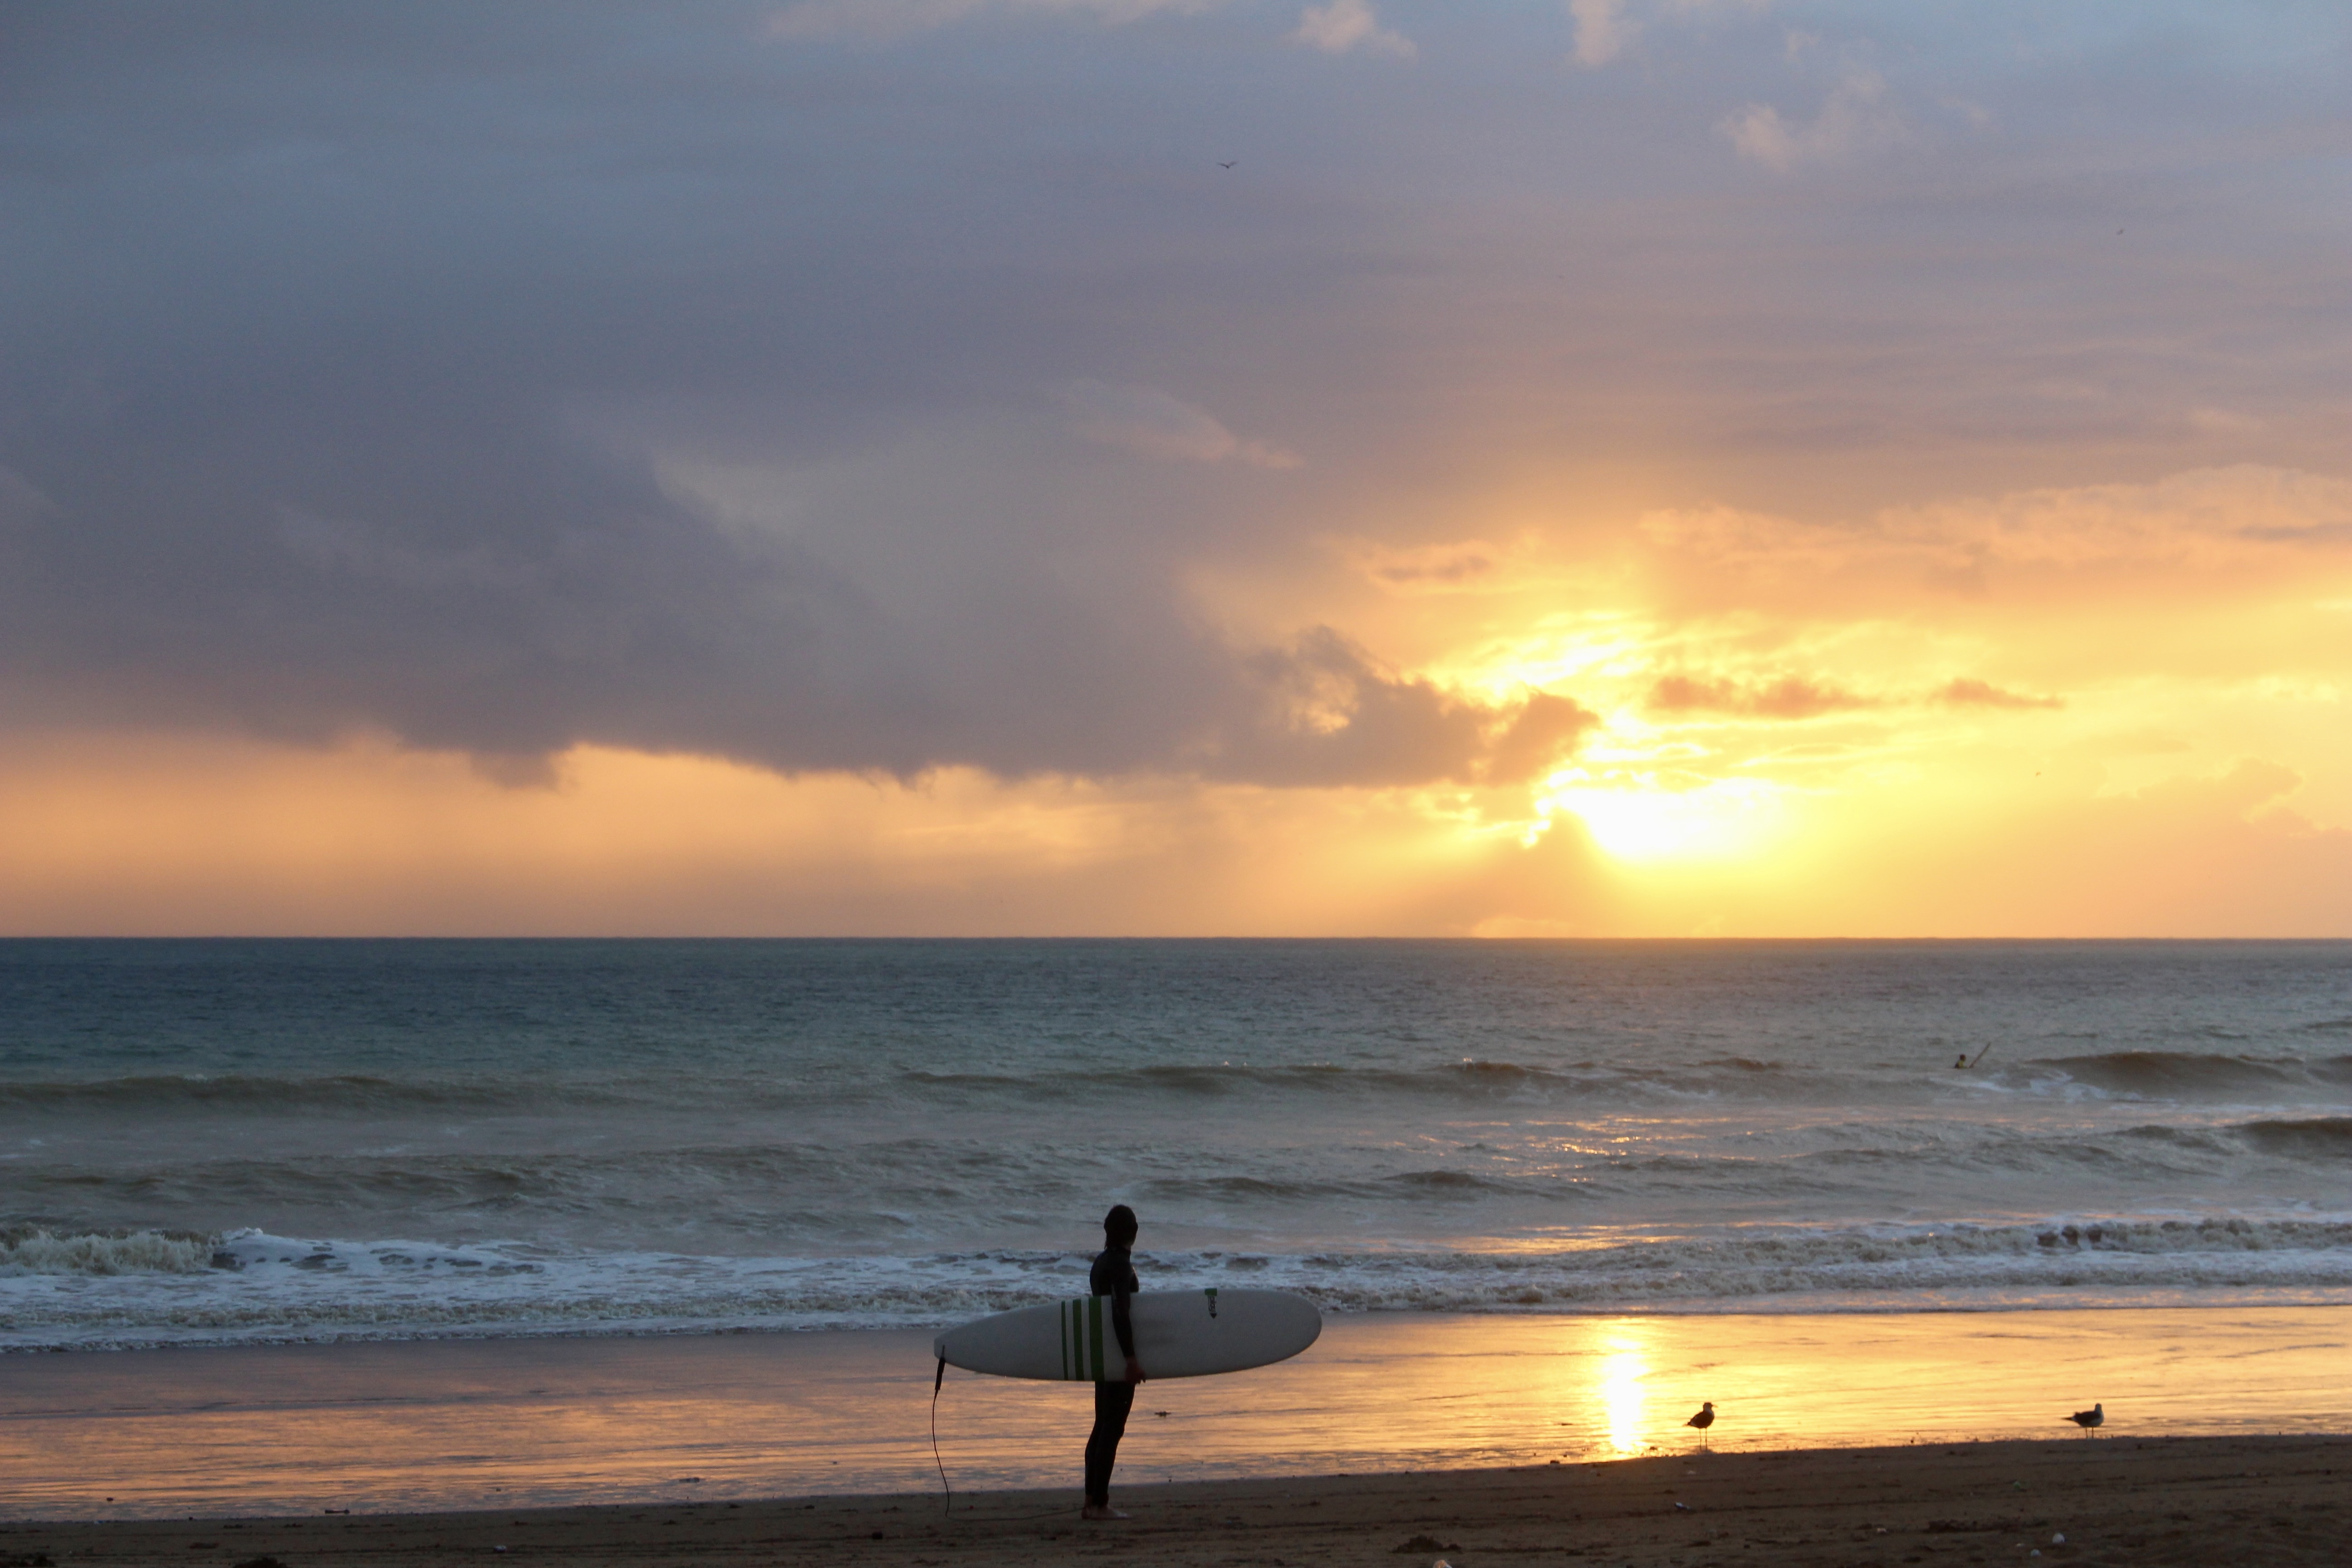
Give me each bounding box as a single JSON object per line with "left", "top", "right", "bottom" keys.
{"left": 7, "top": 1219, "right": 2352, "bottom": 1351}
{"left": 2000, "top": 1052, "right": 2352, "bottom": 1100}
{"left": 0, "top": 1228, "right": 217, "bottom": 1276}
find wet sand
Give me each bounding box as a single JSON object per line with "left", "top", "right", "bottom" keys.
{"left": 6, "top": 1435, "right": 2347, "bottom": 1567}
{"left": 6, "top": 1308, "right": 2349, "bottom": 1519}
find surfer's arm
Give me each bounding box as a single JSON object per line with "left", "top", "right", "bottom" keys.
{"left": 1111, "top": 1288, "right": 1145, "bottom": 1382}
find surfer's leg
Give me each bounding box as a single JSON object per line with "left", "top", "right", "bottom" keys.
{"left": 1083, "top": 1378, "right": 1136, "bottom": 1512}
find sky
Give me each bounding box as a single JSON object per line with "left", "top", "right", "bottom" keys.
{"left": 1, "top": 0, "right": 2347, "bottom": 936}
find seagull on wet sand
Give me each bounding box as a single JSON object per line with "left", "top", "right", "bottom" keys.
{"left": 2068, "top": 1403, "right": 2103, "bottom": 1434}
{"left": 1687, "top": 1401, "right": 1715, "bottom": 1448}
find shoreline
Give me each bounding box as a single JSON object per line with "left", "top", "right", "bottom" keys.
{"left": 7, "top": 1436, "right": 2348, "bottom": 1566}
{"left": 17, "top": 1286, "right": 2352, "bottom": 1362}
{"left": 17, "top": 1275, "right": 2352, "bottom": 1357}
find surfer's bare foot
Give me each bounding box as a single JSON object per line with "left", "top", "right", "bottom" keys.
{"left": 1081, "top": 1504, "right": 1129, "bottom": 1520}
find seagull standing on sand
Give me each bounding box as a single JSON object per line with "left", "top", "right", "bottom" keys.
{"left": 1686, "top": 1401, "right": 1715, "bottom": 1449}
{"left": 2068, "top": 1403, "right": 2103, "bottom": 1434}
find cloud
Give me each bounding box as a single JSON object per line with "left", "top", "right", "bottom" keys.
{"left": 1650, "top": 675, "right": 2059, "bottom": 723}
{"left": 766, "top": 0, "right": 1213, "bottom": 41}
{"left": 1639, "top": 468, "right": 2352, "bottom": 582}
{"left": 1340, "top": 538, "right": 1504, "bottom": 593}
{"left": 1569, "top": 0, "right": 1773, "bottom": 68}
{"left": 1638, "top": 504, "right": 1854, "bottom": 570}
{"left": 0, "top": 429, "right": 1566, "bottom": 790}
{"left": 1290, "top": 0, "right": 1416, "bottom": 58}
{"left": 1216, "top": 629, "right": 1597, "bottom": 786}
{"left": 1483, "top": 692, "right": 1603, "bottom": 784}
{"left": 1721, "top": 67, "right": 1902, "bottom": 171}
{"left": 1878, "top": 466, "right": 2352, "bottom": 571}
{"left": 1648, "top": 673, "right": 1874, "bottom": 719}
{"left": 1, "top": 7, "right": 2342, "bottom": 827}
{"left": 1568, "top": 0, "right": 1636, "bottom": 67}
{"left": 1064, "top": 382, "right": 1301, "bottom": 468}
{"left": 1935, "top": 677, "right": 2062, "bottom": 711}
{"left": 2189, "top": 407, "right": 2264, "bottom": 437}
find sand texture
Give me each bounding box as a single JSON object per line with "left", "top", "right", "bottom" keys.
{"left": 4, "top": 1435, "right": 2344, "bottom": 1568}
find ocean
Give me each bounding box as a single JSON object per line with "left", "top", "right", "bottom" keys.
{"left": 3, "top": 938, "right": 2349, "bottom": 1352}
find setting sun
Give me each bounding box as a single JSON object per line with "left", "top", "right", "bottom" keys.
{"left": 1534, "top": 771, "right": 1795, "bottom": 866}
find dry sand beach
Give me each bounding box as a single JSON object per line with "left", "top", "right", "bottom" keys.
{"left": 8, "top": 1436, "right": 2347, "bottom": 1568}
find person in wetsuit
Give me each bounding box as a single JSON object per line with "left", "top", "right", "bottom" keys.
{"left": 1082, "top": 1204, "right": 1147, "bottom": 1519}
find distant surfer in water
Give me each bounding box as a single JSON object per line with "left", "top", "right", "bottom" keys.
{"left": 1083, "top": 1203, "right": 1147, "bottom": 1520}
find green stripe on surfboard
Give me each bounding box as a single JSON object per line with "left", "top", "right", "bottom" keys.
{"left": 1056, "top": 1295, "right": 1112, "bottom": 1380}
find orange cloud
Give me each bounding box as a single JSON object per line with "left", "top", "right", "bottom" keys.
{"left": 1935, "top": 678, "right": 2061, "bottom": 711}
{"left": 1647, "top": 673, "right": 1875, "bottom": 719}
{"left": 1636, "top": 466, "right": 2352, "bottom": 597}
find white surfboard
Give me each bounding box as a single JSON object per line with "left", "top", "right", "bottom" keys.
{"left": 935, "top": 1288, "right": 1320, "bottom": 1381}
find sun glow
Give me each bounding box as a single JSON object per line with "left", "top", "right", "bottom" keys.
{"left": 1536, "top": 772, "right": 1793, "bottom": 865}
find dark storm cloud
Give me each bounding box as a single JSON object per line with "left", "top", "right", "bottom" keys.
{"left": 0, "top": 2, "right": 2341, "bottom": 782}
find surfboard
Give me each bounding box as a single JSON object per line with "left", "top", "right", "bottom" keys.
{"left": 934, "top": 1288, "right": 1321, "bottom": 1381}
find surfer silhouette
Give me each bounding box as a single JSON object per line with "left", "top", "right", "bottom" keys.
{"left": 1082, "top": 1204, "right": 1147, "bottom": 1519}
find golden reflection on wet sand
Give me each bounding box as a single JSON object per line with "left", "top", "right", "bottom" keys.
{"left": 0, "top": 1307, "right": 2344, "bottom": 1519}
{"left": 1593, "top": 1327, "right": 1651, "bottom": 1455}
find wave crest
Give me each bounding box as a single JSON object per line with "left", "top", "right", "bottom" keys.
{"left": 2236, "top": 1117, "right": 2352, "bottom": 1158}
{"left": 2006, "top": 1052, "right": 2352, "bottom": 1100}
{"left": 0, "top": 1228, "right": 217, "bottom": 1276}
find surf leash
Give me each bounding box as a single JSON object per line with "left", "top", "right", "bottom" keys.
{"left": 931, "top": 1353, "right": 952, "bottom": 1514}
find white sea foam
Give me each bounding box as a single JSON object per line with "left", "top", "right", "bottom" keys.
{"left": 0, "top": 1228, "right": 215, "bottom": 1276}
{"left": 5, "top": 1219, "right": 2352, "bottom": 1352}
